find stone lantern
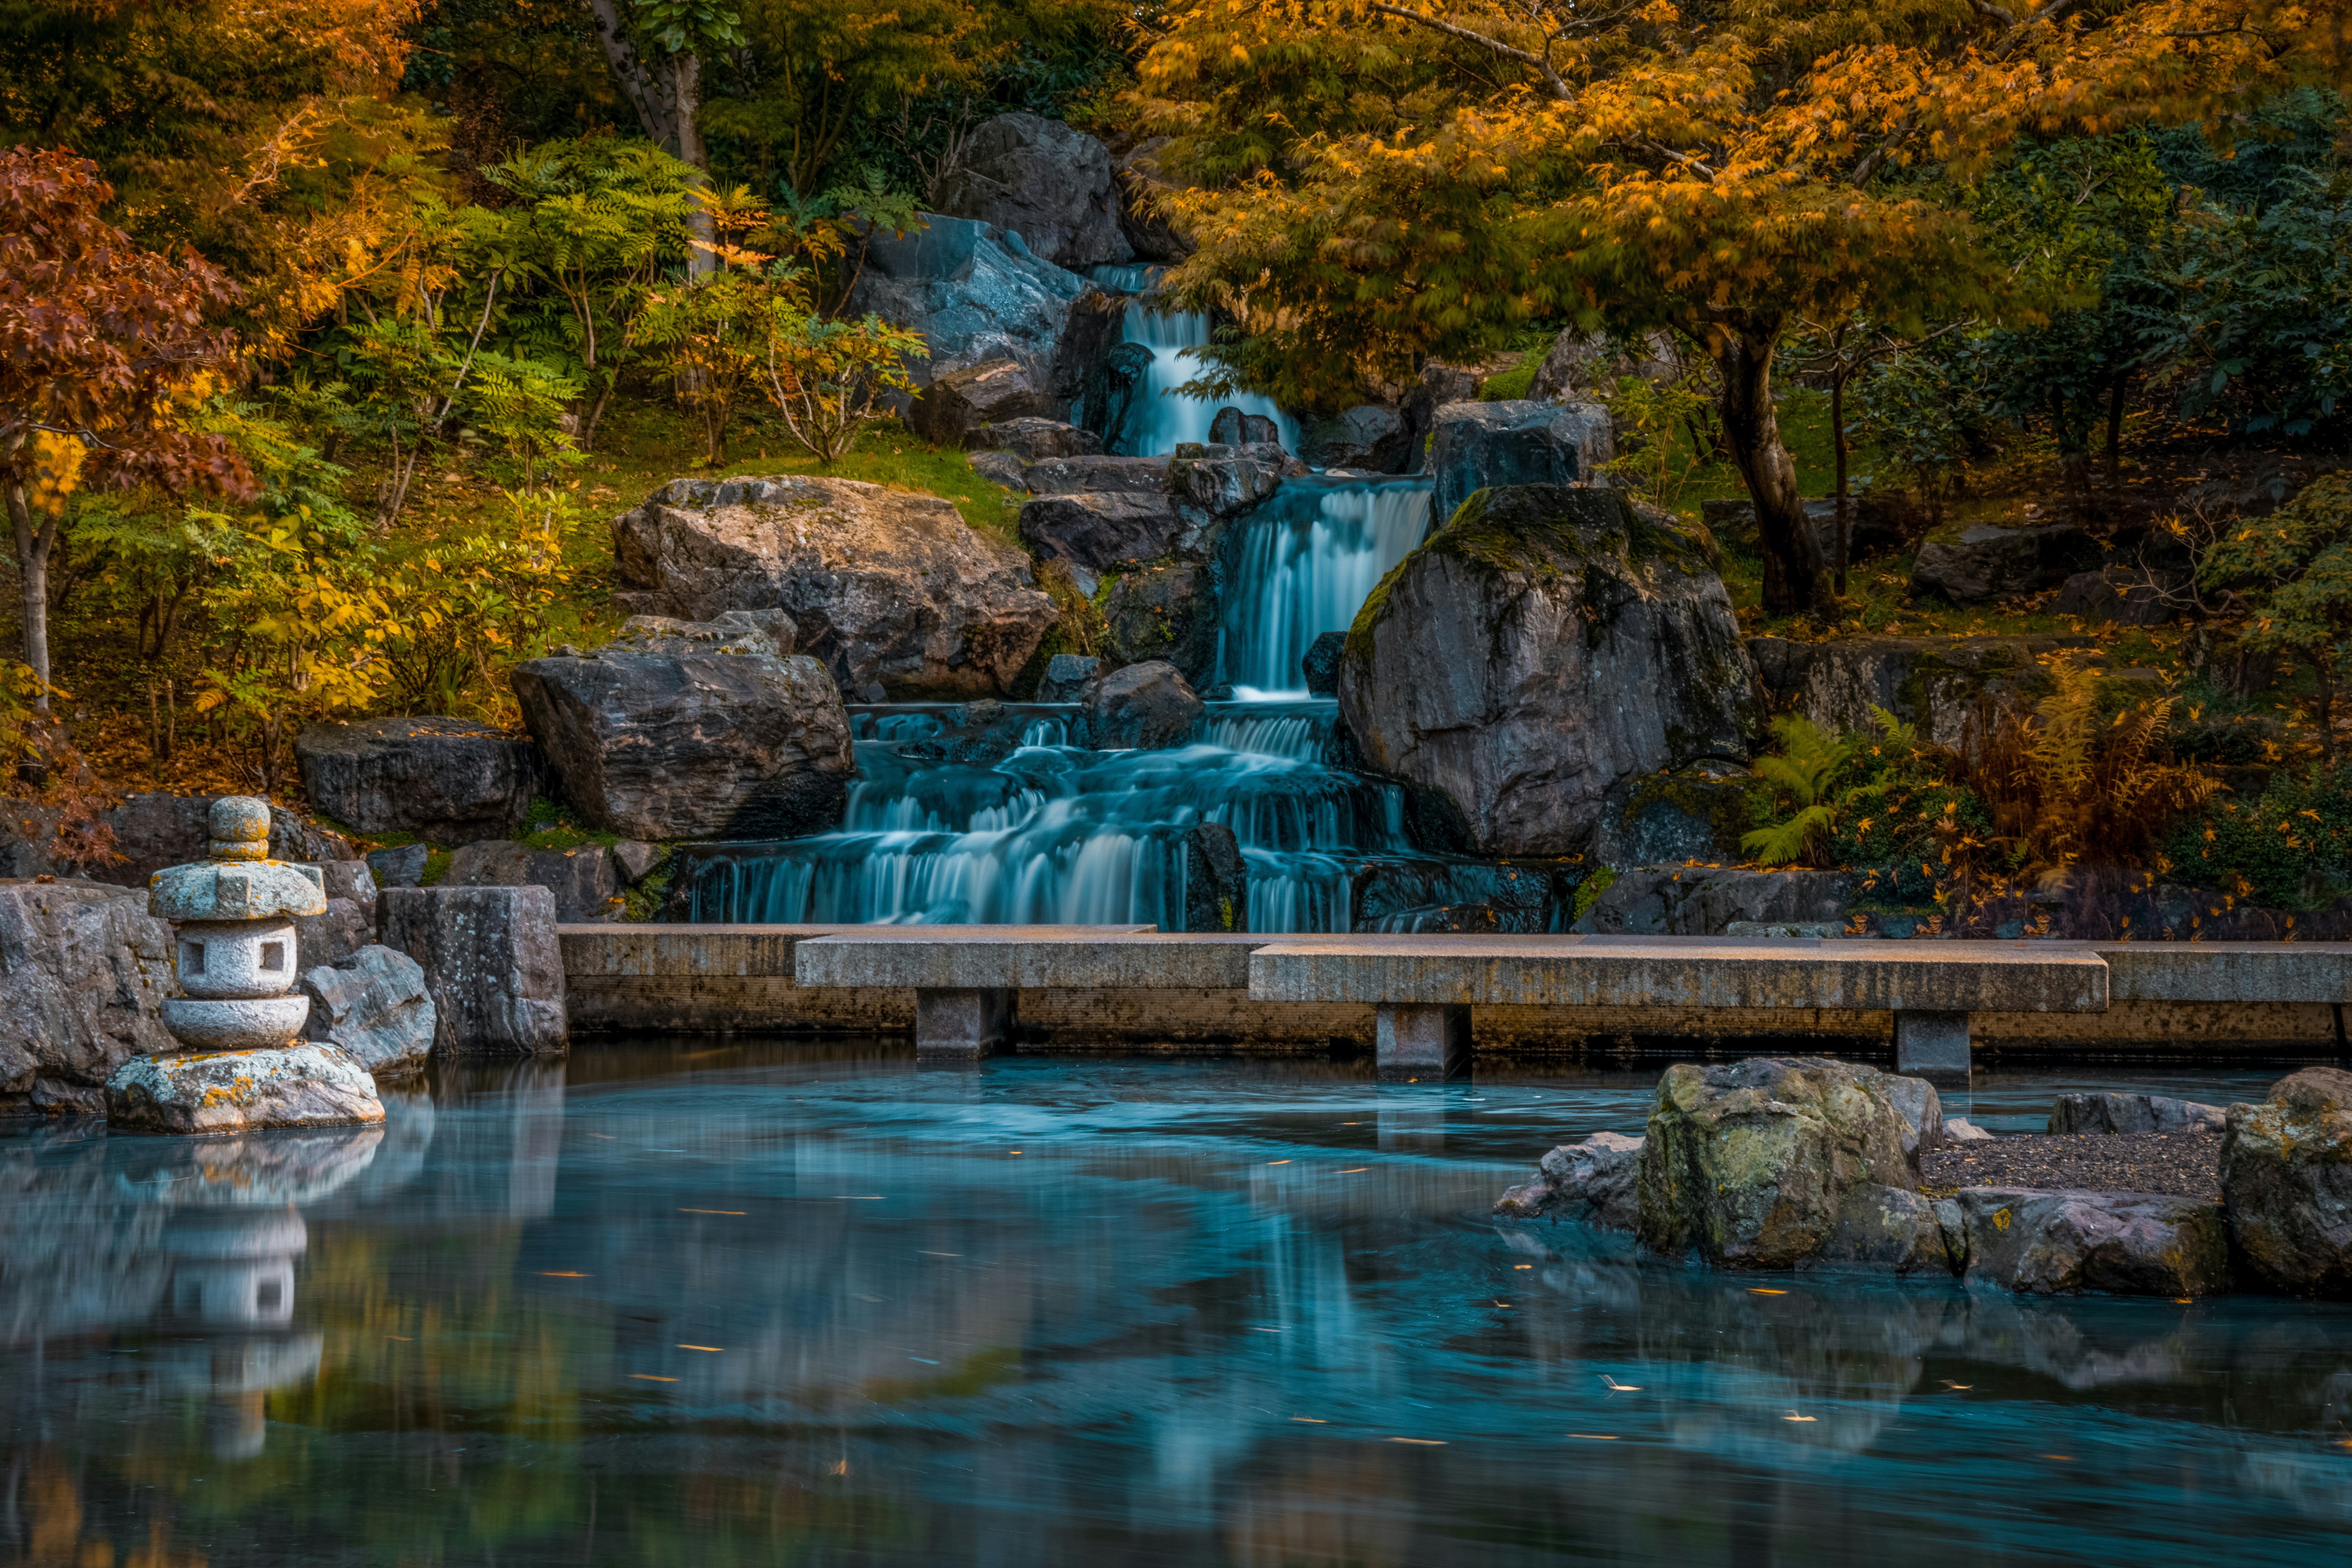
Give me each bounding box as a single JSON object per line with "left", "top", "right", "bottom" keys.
{"left": 108, "top": 796, "right": 385, "bottom": 1133}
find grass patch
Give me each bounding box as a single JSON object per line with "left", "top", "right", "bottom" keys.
{"left": 1481, "top": 355, "right": 1538, "bottom": 401}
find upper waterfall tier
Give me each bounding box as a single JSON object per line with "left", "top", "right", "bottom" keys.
{"left": 1090, "top": 265, "right": 1299, "bottom": 455}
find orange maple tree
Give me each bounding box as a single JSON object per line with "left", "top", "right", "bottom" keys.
{"left": 1134, "top": 0, "right": 2352, "bottom": 613}
{"left": 0, "top": 148, "right": 254, "bottom": 708}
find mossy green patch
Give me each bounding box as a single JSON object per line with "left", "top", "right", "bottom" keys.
{"left": 1571, "top": 865, "right": 1618, "bottom": 921}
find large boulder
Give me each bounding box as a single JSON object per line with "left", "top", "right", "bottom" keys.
{"left": 1035, "top": 653, "right": 1100, "bottom": 703}
{"left": 1572, "top": 867, "right": 1853, "bottom": 935}
{"left": 1751, "top": 634, "right": 2086, "bottom": 750}
{"left": 1018, "top": 492, "right": 1185, "bottom": 592}
{"left": 1081, "top": 660, "right": 1203, "bottom": 750}
{"left": 293, "top": 718, "right": 547, "bottom": 842}
{"left": 1635, "top": 1057, "right": 1943, "bottom": 1269}
{"left": 1208, "top": 407, "right": 1281, "bottom": 447}
{"left": 906, "top": 355, "right": 1056, "bottom": 446}
{"left": 1946, "top": 1189, "right": 2231, "bottom": 1296}
{"left": 611, "top": 476, "right": 1059, "bottom": 701}
{"left": 1338, "top": 484, "right": 1759, "bottom": 856}
{"left": 298, "top": 944, "right": 435, "bottom": 1078}
{"left": 378, "top": 886, "right": 567, "bottom": 1056}
{"left": 1101, "top": 563, "right": 1219, "bottom": 684}
{"left": 2220, "top": 1067, "right": 2352, "bottom": 1297}
{"left": 1169, "top": 442, "right": 1287, "bottom": 519}
{"left": 842, "top": 213, "right": 1116, "bottom": 400}
{"left": 1590, "top": 767, "right": 1757, "bottom": 870}
{"left": 1113, "top": 136, "right": 1190, "bottom": 262}
{"left": 1909, "top": 522, "right": 2099, "bottom": 603}
{"left": 2051, "top": 567, "right": 2188, "bottom": 625}
{"left": 1495, "top": 1131, "right": 1645, "bottom": 1227}
{"left": 966, "top": 417, "right": 1101, "bottom": 460}
{"left": 512, "top": 639, "right": 852, "bottom": 842}
{"left": 2050, "top": 1092, "right": 2227, "bottom": 1136}
{"left": 1301, "top": 631, "right": 1345, "bottom": 696}
{"left": 444, "top": 840, "right": 626, "bottom": 923}
{"left": 1429, "top": 401, "right": 1614, "bottom": 524}
{"left": 106, "top": 1042, "right": 384, "bottom": 1134}
{"left": 1298, "top": 404, "right": 1411, "bottom": 473}
{"left": 935, "top": 112, "right": 1134, "bottom": 270}
{"left": 0, "top": 879, "right": 176, "bottom": 1116}
{"left": 1023, "top": 454, "right": 1170, "bottom": 496}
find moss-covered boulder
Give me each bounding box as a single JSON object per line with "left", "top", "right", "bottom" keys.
{"left": 2221, "top": 1066, "right": 2352, "bottom": 1297}
{"left": 1635, "top": 1056, "right": 1943, "bottom": 1270}
{"left": 1100, "top": 562, "right": 1218, "bottom": 685}
{"left": 1336, "top": 484, "right": 1758, "bottom": 855}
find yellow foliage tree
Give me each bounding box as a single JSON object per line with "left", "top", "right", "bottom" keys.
{"left": 1133, "top": 0, "right": 2352, "bottom": 613}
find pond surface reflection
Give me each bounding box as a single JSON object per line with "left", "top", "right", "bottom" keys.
{"left": 3, "top": 1048, "right": 2345, "bottom": 1566}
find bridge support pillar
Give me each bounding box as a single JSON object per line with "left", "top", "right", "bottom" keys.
{"left": 1377, "top": 1004, "right": 1469, "bottom": 1082}
{"left": 916, "top": 988, "right": 1014, "bottom": 1061}
{"left": 1895, "top": 1010, "right": 1971, "bottom": 1090}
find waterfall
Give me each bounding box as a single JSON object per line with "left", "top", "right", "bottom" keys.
{"left": 1217, "top": 477, "right": 1433, "bottom": 698}
{"left": 1090, "top": 265, "right": 1299, "bottom": 456}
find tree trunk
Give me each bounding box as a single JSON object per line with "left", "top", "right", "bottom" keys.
{"left": 1709, "top": 326, "right": 1828, "bottom": 615}
{"left": 1830, "top": 369, "right": 1850, "bottom": 600}
{"left": 6, "top": 483, "right": 55, "bottom": 711}
{"left": 586, "top": 0, "right": 714, "bottom": 279}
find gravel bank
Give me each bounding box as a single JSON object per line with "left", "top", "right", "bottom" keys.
{"left": 1919, "top": 1132, "right": 2221, "bottom": 1201}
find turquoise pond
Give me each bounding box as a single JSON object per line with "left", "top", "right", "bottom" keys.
{"left": 4, "top": 1050, "right": 2348, "bottom": 1565}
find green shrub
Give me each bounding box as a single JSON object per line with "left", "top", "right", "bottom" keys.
{"left": 2159, "top": 761, "right": 2352, "bottom": 907}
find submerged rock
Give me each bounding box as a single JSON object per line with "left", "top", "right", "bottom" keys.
{"left": 106, "top": 1042, "right": 384, "bottom": 1134}
{"left": 612, "top": 475, "right": 1056, "bottom": 701}
{"left": 2050, "top": 1093, "right": 2227, "bottom": 1136}
{"left": 1635, "top": 1057, "right": 1938, "bottom": 1269}
{"left": 1081, "top": 660, "right": 1203, "bottom": 750}
{"left": 0, "top": 879, "right": 176, "bottom": 1116}
{"left": 1495, "top": 1131, "right": 1645, "bottom": 1229}
{"left": 2221, "top": 1067, "right": 2352, "bottom": 1297}
{"left": 298, "top": 945, "right": 435, "bottom": 1078}
{"left": 512, "top": 641, "right": 853, "bottom": 842}
{"left": 1946, "top": 1188, "right": 2231, "bottom": 1296}
{"left": 934, "top": 112, "right": 1133, "bottom": 270}
{"left": 378, "top": 887, "right": 567, "bottom": 1057}
{"left": 294, "top": 717, "right": 547, "bottom": 843}
{"left": 1182, "top": 821, "right": 1248, "bottom": 933}
{"left": 1428, "top": 400, "right": 1613, "bottom": 524}
{"left": 1338, "top": 484, "right": 1758, "bottom": 857}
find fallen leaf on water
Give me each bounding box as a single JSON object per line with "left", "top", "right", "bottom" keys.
{"left": 1267, "top": 1160, "right": 1292, "bottom": 1165}
{"left": 1339, "top": 1167, "right": 1369, "bottom": 1173}
{"left": 1783, "top": 1413, "right": 1816, "bottom": 1423}
{"left": 1514, "top": 1264, "right": 1534, "bottom": 1270}
{"left": 680, "top": 1209, "right": 745, "bottom": 1216}
{"left": 1601, "top": 1376, "right": 1641, "bottom": 1392}
{"left": 678, "top": 1344, "right": 723, "bottom": 1352}
{"left": 1748, "top": 1288, "right": 1787, "bottom": 1296}
{"left": 1290, "top": 1417, "right": 1327, "bottom": 1424}
{"left": 1389, "top": 1437, "right": 1445, "bottom": 1446}
{"left": 387, "top": 1336, "right": 412, "bottom": 1342}
{"left": 1568, "top": 1433, "right": 1620, "bottom": 1441}
{"left": 1941, "top": 1381, "right": 1972, "bottom": 1390}
{"left": 920, "top": 1251, "right": 961, "bottom": 1258}
{"left": 831, "top": 1460, "right": 849, "bottom": 1476}
{"left": 2043, "top": 1454, "right": 2075, "bottom": 1462}
{"left": 631, "top": 1374, "right": 679, "bottom": 1383}
{"left": 539, "top": 1271, "right": 589, "bottom": 1279}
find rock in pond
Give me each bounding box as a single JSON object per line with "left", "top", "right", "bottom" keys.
{"left": 299, "top": 945, "right": 435, "bottom": 1078}
{"left": 294, "top": 717, "right": 546, "bottom": 842}
{"left": 1909, "top": 522, "right": 2098, "bottom": 603}
{"left": 1338, "top": 484, "right": 1758, "bottom": 857}
{"left": 1428, "top": 400, "right": 1613, "bottom": 524}
{"left": 511, "top": 632, "right": 854, "bottom": 844}
{"left": 378, "top": 886, "right": 567, "bottom": 1057}
{"left": 0, "top": 879, "right": 176, "bottom": 1116}
{"left": 1635, "top": 1056, "right": 1941, "bottom": 1269}
{"left": 1082, "top": 660, "right": 1203, "bottom": 750}
{"left": 1946, "top": 1188, "right": 2230, "bottom": 1296}
{"left": 934, "top": 112, "right": 1133, "bottom": 270}
{"left": 2050, "top": 1092, "right": 2227, "bottom": 1136}
{"left": 107, "top": 1042, "right": 385, "bottom": 1134}
{"left": 1182, "top": 821, "right": 1249, "bottom": 934}
{"left": 2221, "top": 1066, "right": 2352, "bottom": 1297}
{"left": 1496, "top": 1131, "right": 1644, "bottom": 1229}
{"left": 613, "top": 475, "right": 1058, "bottom": 700}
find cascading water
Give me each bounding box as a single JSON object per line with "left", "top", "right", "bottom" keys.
{"left": 1216, "top": 476, "right": 1433, "bottom": 698}
{"left": 1089, "top": 265, "right": 1299, "bottom": 456}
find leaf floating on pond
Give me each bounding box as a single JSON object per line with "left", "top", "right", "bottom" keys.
{"left": 631, "top": 1374, "right": 679, "bottom": 1383}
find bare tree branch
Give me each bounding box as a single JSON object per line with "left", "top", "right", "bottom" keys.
{"left": 1366, "top": 3, "right": 1576, "bottom": 101}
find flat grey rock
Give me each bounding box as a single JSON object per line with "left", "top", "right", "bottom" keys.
{"left": 106, "top": 1043, "right": 385, "bottom": 1134}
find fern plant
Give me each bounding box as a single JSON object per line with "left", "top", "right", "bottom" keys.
{"left": 1741, "top": 715, "right": 1863, "bottom": 866}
